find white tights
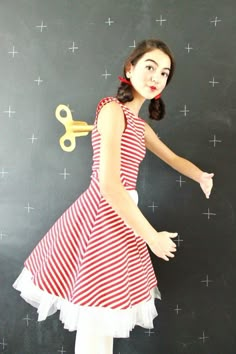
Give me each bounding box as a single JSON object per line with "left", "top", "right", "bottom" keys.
{"left": 75, "top": 332, "right": 114, "bottom": 354}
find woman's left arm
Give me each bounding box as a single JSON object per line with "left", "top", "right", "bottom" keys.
{"left": 144, "top": 122, "right": 214, "bottom": 199}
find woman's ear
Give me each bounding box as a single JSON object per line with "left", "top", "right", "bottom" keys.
{"left": 125, "top": 63, "right": 133, "bottom": 78}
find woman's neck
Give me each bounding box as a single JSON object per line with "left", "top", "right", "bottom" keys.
{"left": 123, "top": 95, "right": 145, "bottom": 116}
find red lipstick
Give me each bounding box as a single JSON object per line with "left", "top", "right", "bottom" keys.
{"left": 150, "top": 86, "right": 156, "bottom": 91}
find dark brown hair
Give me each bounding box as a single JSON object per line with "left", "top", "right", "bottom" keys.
{"left": 116, "top": 39, "right": 175, "bottom": 120}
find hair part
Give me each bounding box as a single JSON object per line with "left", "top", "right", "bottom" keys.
{"left": 116, "top": 39, "right": 175, "bottom": 120}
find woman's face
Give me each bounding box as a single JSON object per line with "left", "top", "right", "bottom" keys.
{"left": 128, "top": 49, "right": 171, "bottom": 100}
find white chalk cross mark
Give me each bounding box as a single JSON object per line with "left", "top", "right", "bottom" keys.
{"left": 210, "top": 17, "right": 222, "bottom": 26}
{"left": 0, "top": 232, "right": 8, "bottom": 240}
{"left": 185, "top": 43, "right": 193, "bottom": 53}
{"left": 148, "top": 202, "right": 158, "bottom": 213}
{"left": 174, "top": 304, "right": 182, "bottom": 315}
{"left": 28, "top": 134, "right": 38, "bottom": 143}
{"left": 36, "top": 21, "right": 47, "bottom": 32}
{"left": 202, "top": 208, "right": 216, "bottom": 220}
{"left": 105, "top": 18, "right": 114, "bottom": 26}
{"left": 58, "top": 346, "right": 67, "bottom": 354}
{"left": 23, "top": 314, "right": 33, "bottom": 327}
{"left": 4, "top": 106, "right": 16, "bottom": 118}
{"left": 145, "top": 329, "right": 155, "bottom": 336}
{"left": 25, "top": 203, "right": 35, "bottom": 213}
{"left": 175, "top": 234, "right": 183, "bottom": 247}
{"left": 176, "top": 175, "right": 186, "bottom": 187}
{"left": 180, "top": 105, "right": 190, "bottom": 116}
{"left": 59, "top": 168, "right": 70, "bottom": 180}
{"left": 209, "top": 135, "right": 222, "bottom": 147}
{"left": 8, "top": 46, "right": 19, "bottom": 58}
{"left": 34, "top": 76, "right": 43, "bottom": 85}
{"left": 209, "top": 77, "right": 219, "bottom": 87}
{"left": 0, "top": 338, "right": 8, "bottom": 350}
{"left": 0, "top": 168, "right": 9, "bottom": 178}
{"left": 102, "top": 69, "right": 111, "bottom": 79}
{"left": 201, "top": 274, "right": 213, "bottom": 287}
{"left": 155, "top": 15, "right": 167, "bottom": 26}
{"left": 69, "top": 42, "right": 79, "bottom": 53}
{"left": 198, "top": 330, "right": 209, "bottom": 343}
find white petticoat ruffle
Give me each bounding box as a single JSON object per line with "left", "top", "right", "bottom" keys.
{"left": 13, "top": 267, "right": 161, "bottom": 338}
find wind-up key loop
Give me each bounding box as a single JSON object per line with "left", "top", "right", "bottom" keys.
{"left": 55, "top": 104, "right": 94, "bottom": 152}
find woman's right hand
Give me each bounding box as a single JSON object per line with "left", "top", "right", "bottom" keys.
{"left": 147, "top": 231, "right": 178, "bottom": 261}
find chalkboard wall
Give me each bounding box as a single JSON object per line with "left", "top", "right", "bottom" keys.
{"left": 0, "top": 0, "right": 235, "bottom": 353}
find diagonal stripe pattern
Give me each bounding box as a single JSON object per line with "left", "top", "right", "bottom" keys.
{"left": 24, "top": 96, "right": 157, "bottom": 310}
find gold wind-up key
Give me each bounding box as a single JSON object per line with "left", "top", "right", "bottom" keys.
{"left": 55, "top": 104, "right": 94, "bottom": 152}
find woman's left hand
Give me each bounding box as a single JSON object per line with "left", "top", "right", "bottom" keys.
{"left": 199, "top": 172, "right": 214, "bottom": 199}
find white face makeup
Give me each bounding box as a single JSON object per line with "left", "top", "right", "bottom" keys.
{"left": 127, "top": 49, "right": 171, "bottom": 101}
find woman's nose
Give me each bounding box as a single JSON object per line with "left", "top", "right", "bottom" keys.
{"left": 151, "top": 72, "right": 161, "bottom": 84}
{"left": 151, "top": 76, "right": 160, "bottom": 85}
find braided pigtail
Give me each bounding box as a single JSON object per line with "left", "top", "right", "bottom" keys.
{"left": 116, "top": 81, "right": 133, "bottom": 103}
{"left": 148, "top": 97, "right": 166, "bottom": 120}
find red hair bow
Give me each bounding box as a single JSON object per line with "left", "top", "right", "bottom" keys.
{"left": 118, "top": 76, "right": 131, "bottom": 85}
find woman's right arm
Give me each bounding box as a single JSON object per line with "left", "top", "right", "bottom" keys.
{"left": 97, "top": 101, "right": 177, "bottom": 261}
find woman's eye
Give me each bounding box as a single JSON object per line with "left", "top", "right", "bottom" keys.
{"left": 146, "top": 65, "right": 154, "bottom": 71}
{"left": 162, "top": 72, "right": 169, "bottom": 78}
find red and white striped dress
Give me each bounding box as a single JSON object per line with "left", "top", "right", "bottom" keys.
{"left": 13, "top": 97, "right": 161, "bottom": 337}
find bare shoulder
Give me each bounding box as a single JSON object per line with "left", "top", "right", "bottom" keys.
{"left": 97, "top": 100, "right": 125, "bottom": 135}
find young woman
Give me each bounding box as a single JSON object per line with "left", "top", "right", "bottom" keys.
{"left": 13, "top": 39, "right": 214, "bottom": 354}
